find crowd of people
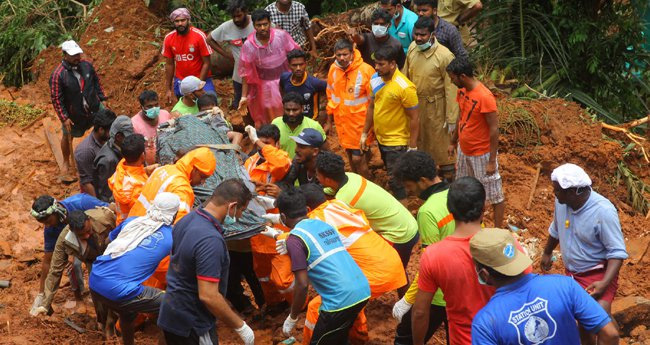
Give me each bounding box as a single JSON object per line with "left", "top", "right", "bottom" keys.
{"left": 29, "top": 0, "right": 629, "bottom": 344}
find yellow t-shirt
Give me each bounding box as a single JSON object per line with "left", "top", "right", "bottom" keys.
{"left": 369, "top": 70, "right": 419, "bottom": 146}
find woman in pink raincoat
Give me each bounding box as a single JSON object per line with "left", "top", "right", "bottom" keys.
{"left": 239, "top": 9, "right": 301, "bottom": 127}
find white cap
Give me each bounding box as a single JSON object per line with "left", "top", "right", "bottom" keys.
{"left": 551, "top": 163, "right": 592, "bottom": 189}
{"left": 61, "top": 40, "right": 83, "bottom": 56}
{"left": 180, "top": 76, "right": 206, "bottom": 95}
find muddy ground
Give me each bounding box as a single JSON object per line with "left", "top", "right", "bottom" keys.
{"left": 0, "top": 0, "right": 649, "bottom": 344}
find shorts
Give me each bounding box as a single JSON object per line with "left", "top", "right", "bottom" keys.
{"left": 391, "top": 231, "right": 420, "bottom": 269}
{"left": 91, "top": 286, "right": 165, "bottom": 325}
{"left": 173, "top": 77, "right": 216, "bottom": 98}
{"left": 346, "top": 148, "right": 363, "bottom": 157}
{"left": 456, "top": 149, "right": 504, "bottom": 205}
{"left": 164, "top": 326, "right": 218, "bottom": 345}
{"left": 566, "top": 265, "right": 619, "bottom": 303}
{"left": 44, "top": 227, "right": 63, "bottom": 252}
{"left": 61, "top": 117, "right": 93, "bottom": 138}
{"left": 311, "top": 299, "right": 368, "bottom": 345}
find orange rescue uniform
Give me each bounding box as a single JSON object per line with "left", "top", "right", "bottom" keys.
{"left": 326, "top": 49, "right": 375, "bottom": 150}
{"left": 303, "top": 199, "right": 406, "bottom": 344}
{"left": 245, "top": 144, "right": 293, "bottom": 305}
{"left": 108, "top": 159, "right": 148, "bottom": 225}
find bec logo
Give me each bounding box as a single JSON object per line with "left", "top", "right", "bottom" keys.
{"left": 176, "top": 54, "right": 195, "bottom": 61}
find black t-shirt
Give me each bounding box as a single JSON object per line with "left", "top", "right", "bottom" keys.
{"left": 359, "top": 33, "right": 406, "bottom": 69}
{"left": 157, "top": 208, "right": 229, "bottom": 337}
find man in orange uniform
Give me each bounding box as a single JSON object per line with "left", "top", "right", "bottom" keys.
{"left": 242, "top": 123, "right": 294, "bottom": 308}
{"left": 128, "top": 147, "right": 216, "bottom": 289}
{"left": 300, "top": 183, "right": 406, "bottom": 344}
{"left": 325, "top": 38, "right": 375, "bottom": 177}
{"left": 108, "top": 134, "right": 159, "bottom": 225}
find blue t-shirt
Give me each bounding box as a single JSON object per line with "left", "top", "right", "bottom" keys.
{"left": 471, "top": 274, "right": 611, "bottom": 345}
{"left": 549, "top": 191, "right": 628, "bottom": 273}
{"left": 157, "top": 208, "right": 230, "bottom": 337}
{"left": 280, "top": 72, "right": 327, "bottom": 119}
{"left": 43, "top": 193, "right": 108, "bottom": 252}
{"left": 388, "top": 7, "right": 419, "bottom": 53}
{"left": 89, "top": 217, "right": 173, "bottom": 302}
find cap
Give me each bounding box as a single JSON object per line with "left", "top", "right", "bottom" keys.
{"left": 61, "top": 40, "right": 83, "bottom": 56}
{"left": 110, "top": 115, "right": 135, "bottom": 139}
{"left": 551, "top": 163, "right": 592, "bottom": 189}
{"left": 470, "top": 228, "right": 532, "bottom": 276}
{"left": 180, "top": 76, "right": 206, "bottom": 95}
{"left": 290, "top": 128, "right": 324, "bottom": 147}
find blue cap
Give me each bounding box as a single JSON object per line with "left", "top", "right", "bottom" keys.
{"left": 290, "top": 128, "right": 324, "bottom": 147}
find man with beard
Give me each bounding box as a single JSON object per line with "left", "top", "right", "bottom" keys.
{"left": 325, "top": 39, "right": 374, "bottom": 177}
{"left": 162, "top": 8, "right": 214, "bottom": 105}
{"left": 271, "top": 92, "right": 326, "bottom": 159}
{"left": 280, "top": 49, "right": 327, "bottom": 122}
{"left": 207, "top": 0, "right": 254, "bottom": 109}
{"left": 362, "top": 46, "right": 419, "bottom": 203}
{"left": 94, "top": 116, "right": 135, "bottom": 202}
{"left": 75, "top": 109, "right": 116, "bottom": 197}
{"left": 239, "top": 9, "right": 300, "bottom": 128}
{"left": 50, "top": 40, "right": 108, "bottom": 178}
{"left": 279, "top": 128, "right": 324, "bottom": 188}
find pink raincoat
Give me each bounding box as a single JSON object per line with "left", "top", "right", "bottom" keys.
{"left": 239, "top": 28, "right": 300, "bottom": 124}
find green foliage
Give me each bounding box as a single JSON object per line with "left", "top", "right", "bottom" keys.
{"left": 0, "top": 0, "right": 95, "bottom": 87}
{"left": 474, "top": 0, "right": 650, "bottom": 123}
{"left": 0, "top": 100, "right": 44, "bottom": 127}
{"left": 321, "top": 0, "right": 376, "bottom": 13}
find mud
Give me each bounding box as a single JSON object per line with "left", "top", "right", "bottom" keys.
{"left": 0, "top": 0, "right": 648, "bottom": 344}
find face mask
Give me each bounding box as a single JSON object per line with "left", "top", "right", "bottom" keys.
{"left": 335, "top": 59, "right": 349, "bottom": 69}
{"left": 283, "top": 113, "right": 304, "bottom": 125}
{"left": 417, "top": 35, "right": 434, "bottom": 51}
{"left": 372, "top": 24, "right": 388, "bottom": 37}
{"left": 394, "top": 11, "right": 401, "bottom": 19}
{"left": 224, "top": 204, "right": 238, "bottom": 225}
{"left": 144, "top": 106, "right": 160, "bottom": 119}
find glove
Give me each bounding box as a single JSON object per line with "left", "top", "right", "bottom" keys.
{"left": 234, "top": 322, "right": 255, "bottom": 345}
{"left": 407, "top": 147, "right": 418, "bottom": 152}
{"left": 359, "top": 132, "right": 368, "bottom": 151}
{"left": 256, "top": 195, "right": 276, "bottom": 210}
{"left": 261, "top": 226, "right": 281, "bottom": 239}
{"left": 276, "top": 239, "right": 288, "bottom": 255}
{"left": 282, "top": 314, "right": 299, "bottom": 336}
{"left": 30, "top": 306, "right": 48, "bottom": 317}
{"left": 446, "top": 122, "right": 456, "bottom": 135}
{"left": 29, "top": 293, "right": 44, "bottom": 316}
{"left": 245, "top": 125, "right": 258, "bottom": 144}
{"left": 392, "top": 297, "right": 413, "bottom": 322}
{"left": 262, "top": 213, "right": 282, "bottom": 225}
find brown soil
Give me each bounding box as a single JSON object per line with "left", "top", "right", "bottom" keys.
{"left": 0, "top": 0, "right": 648, "bottom": 344}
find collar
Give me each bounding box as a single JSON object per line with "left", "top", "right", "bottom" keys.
{"left": 195, "top": 208, "right": 225, "bottom": 235}
{"left": 495, "top": 273, "right": 536, "bottom": 294}
{"left": 419, "top": 38, "right": 440, "bottom": 58}
{"left": 419, "top": 181, "right": 449, "bottom": 200}
{"left": 90, "top": 132, "right": 103, "bottom": 148}
{"left": 290, "top": 72, "right": 308, "bottom": 87}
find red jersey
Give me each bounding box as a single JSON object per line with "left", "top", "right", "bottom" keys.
{"left": 161, "top": 27, "right": 213, "bottom": 79}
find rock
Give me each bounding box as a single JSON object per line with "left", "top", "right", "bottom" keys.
{"left": 626, "top": 237, "right": 650, "bottom": 264}
{"left": 612, "top": 296, "right": 650, "bottom": 336}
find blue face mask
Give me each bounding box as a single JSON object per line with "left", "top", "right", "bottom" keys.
{"left": 476, "top": 267, "right": 488, "bottom": 285}
{"left": 144, "top": 106, "right": 160, "bottom": 119}
{"left": 224, "top": 204, "right": 238, "bottom": 225}
{"left": 417, "top": 35, "right": 434, "bottom": 51}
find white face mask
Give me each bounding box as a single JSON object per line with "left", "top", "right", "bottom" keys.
{"left": 372, "top": 24, "right": 388, "bottom": 38}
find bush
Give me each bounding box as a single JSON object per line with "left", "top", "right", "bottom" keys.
{"left": 0, "top": 0, "right": 96, "bottom": 87}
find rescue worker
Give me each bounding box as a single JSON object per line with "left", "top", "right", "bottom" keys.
{"left": 108, "top": 134, "right": 159, "bottom": 225}
{"left": 94, "top": 115, "right": 135, "bottom": 202}
{"left": 32, "top": 208, "right": 116, "bottom": 333}
{"left": 276, "top": 187, "right": 371, "bottom": 344}
{"left": 315, "top": 152, "right": 418, "bottom": 295}
{"left": 403, "top": 16, "right": 458, "bottom": 181}
{"left": 299, "top": 184, "right": 406, "bottom": 344}
{"left": 128, "top": 147, "right": 216, "bottom": 292}
{"left": 243, "top": 124, "right": 293, "bottom": 310}
{"left": 29, "top": 193, "right": 108, "bottom": 314}
{"left": 325, "top": 39, "right": 375, "bottom": 177}
{"left": 280, "top": 128, "right": 325, "bottom": 188}
{"left": 392, "top": 151, "right": 455, "bottom": 344}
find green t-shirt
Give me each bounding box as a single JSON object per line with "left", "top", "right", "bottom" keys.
{"left": 417, "top": 183, "right": 455, "bottom": 306}
{"left": 271, "top": 117, "right": 326, "bottom": 159}
{"left": 171, "top": 97, "right": 199, "bottom": 115}
{"left": 336, "top": 172, "right": 418, "bottom": 243}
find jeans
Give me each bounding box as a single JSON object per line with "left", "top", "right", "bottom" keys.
{"left": 378, "top": 144, "right": 408, "bottom": 200}
{"left": 232, "top": 80, "right": 243, "bottom": 109}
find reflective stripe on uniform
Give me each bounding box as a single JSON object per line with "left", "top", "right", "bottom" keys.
{"left": 353, "top": 71, "right": 363, "bottom": 98}
{"left": 137, "top": 193, "right": 151, "bottom": 210}
{"left": 343, "top": 96, "right": 368, "bottom": 106}
{"left": 330, "top": 94, "right": 341, "bottom": 104}
{"left": 340, "top": 229, "right": 371, "bottom": 248}
{"left": 257, "top": 276, "right": 270, "bottom": 282}
{"left": 278, "top": 280, "right": 295, "bottom": 294}
{"left": 308, "top": 247, "right": 346, "bottom": 271}
{"left": 305, "top": 319, "right": 315, "bottom": 331}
